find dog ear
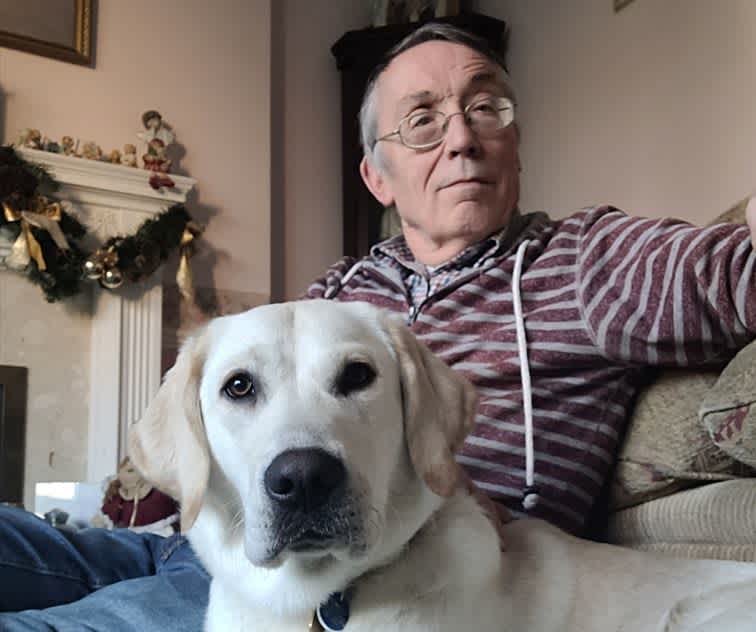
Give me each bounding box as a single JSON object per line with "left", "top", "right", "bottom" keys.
{"left": 129, "top": 326, "right": 210, "bottom": 532}
{"left": 387, "top": 321, "right": 478, "bottom": 497}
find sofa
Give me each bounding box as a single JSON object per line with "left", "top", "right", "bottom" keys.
{"left": 604, "top": 197, "right": 756, "bottom": 561}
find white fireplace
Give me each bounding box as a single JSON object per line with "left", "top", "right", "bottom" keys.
{"left": 0, "top": 148, "right": 195, "bottom": 504}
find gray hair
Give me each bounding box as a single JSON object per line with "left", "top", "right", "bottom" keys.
{"left": 358, "top": 22, "right": 513, "bottom": 169}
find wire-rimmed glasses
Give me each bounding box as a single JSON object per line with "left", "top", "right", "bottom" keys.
{"left": 373, "top": 96, "right": 515, "bottom": 150}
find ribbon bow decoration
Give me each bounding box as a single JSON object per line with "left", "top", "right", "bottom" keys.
{"left": 2, "top": 196, "right": 70, "bottom": 271}
{"left": 177, "top": 220, "right": 203, "bottom": 303}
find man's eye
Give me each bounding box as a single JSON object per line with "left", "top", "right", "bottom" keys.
{"left": 334, "top": 361, "right": 376, "bottom": 397}
{"left": 408, "top": 111, "right": 436, "bottom": 129}
{"left": 470, "top": 99, "right": 497, "bottom": 114}
{"left": 223, "top": 373, "right": 256, "bottom": 400}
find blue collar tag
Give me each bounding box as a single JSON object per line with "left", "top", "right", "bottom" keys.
{"left": 316, "top": 591, "right": 350, "bottom": 631}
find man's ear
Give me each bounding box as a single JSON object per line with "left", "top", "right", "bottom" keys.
{"left": 129, "top": 325, "right": 210, "bottom": 532}
{"left": 360, "top": 155, "right": 395, "bottom": 207}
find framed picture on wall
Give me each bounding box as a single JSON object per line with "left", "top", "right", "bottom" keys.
{"left": 0, "top": 0, "right": 93, "bottom": 66}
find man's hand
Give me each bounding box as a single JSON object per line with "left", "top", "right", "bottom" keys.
{"left": 457, "top": 465, "right": 512, "bottom": 546}
{"left": 746, "top": 195, "right": 756, "bottom": 248}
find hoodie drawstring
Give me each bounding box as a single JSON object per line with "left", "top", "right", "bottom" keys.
{"left": 327, "top": 241, "right": 539, "bottom": 510}
{"left": 324, "top": 261, "right": 364, "bottom": 299}
{"left": 512, "top": 239, "right": 539, "bottom": 511}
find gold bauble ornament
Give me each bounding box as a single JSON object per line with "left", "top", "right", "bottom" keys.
{"left": 101, "top": 267, "right": 123, "bottom": 289}
{"left": 83, "top": 258, "right": 103, "bottom": 280}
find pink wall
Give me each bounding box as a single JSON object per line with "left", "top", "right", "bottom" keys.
{"left": 0, "top": 0, "right": 271, "bottom": 300}
{"left": 0, "top": 0, "right": 377, "bottom": 302}
{"left": 6, "top": 2, "right": 753, "bottom": 303}
{"left": 474, "top": 0, "right": 756, "bottom": 224}
{"left": 279, "top": 2, "right": 371, "bottom": 299}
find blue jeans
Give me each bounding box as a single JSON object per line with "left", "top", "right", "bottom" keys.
{"left": 0, "top": 505, "right": 210, "bottom": 631}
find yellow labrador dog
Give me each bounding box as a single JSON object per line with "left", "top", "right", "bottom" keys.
{"left": 130, "top": 300, "right": 756, "bottom": 631}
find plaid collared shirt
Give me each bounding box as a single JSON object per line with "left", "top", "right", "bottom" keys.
{"left": 371, "top": 227, "right": 507, "bottom": 308}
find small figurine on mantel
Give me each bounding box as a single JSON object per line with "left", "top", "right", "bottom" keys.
{"left": 94, "top": 456, "right": 179, "bottom": 535}
{"left": 143, "top": 138, "right": 175, "bottom": 190}
{"left": 121, "top": 143, "right": 138, "bottom": 167}
{"left": 17, "top": 128, "right": 42, "bottom": 149}
{"left": 81, "top": 141, "right": 103, "bottom": 161}
{"left": 61, "top": 135, "right": 78, "bottom": 156}
{"left": 137, "top": 110, "right": 176, "bottom": 190}
{"left": 42, "top": 137, "right": 61, "bottom": 153}
{"left": 143, "top": 138, "right": 171, "bottom": 172}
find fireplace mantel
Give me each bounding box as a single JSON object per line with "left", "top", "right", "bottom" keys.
{"left": 1, "top": 148, "right": 196, "bottom": 484}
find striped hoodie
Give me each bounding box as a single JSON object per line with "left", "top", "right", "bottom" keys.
{"left": 306, "top": 205, "right": 756, "bottom": 534}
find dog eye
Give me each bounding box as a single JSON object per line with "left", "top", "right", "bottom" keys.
{"left": 335, "top": 361, "right": 376, "bottom": 396}
{"left": 223, "top": 372, "right": 256, "bottom": 400}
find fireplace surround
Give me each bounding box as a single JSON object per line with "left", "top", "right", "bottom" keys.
{"left": 0, "top": 148, "right": 195, "bottom": 507}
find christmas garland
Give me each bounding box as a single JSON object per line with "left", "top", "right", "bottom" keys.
{"left": 0, "top": 145, "right": 200, "bottom": 302}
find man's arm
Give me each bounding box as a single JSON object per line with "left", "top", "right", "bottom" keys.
{"left": 576, "top": 203, "right": 756, "bottom": 367}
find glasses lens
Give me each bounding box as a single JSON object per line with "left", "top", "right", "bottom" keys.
{"left": 400, "top": 111, "right": 445, "bottom": 148}
{"left": 468, "top": 97, "right": 514, "bottom": 133}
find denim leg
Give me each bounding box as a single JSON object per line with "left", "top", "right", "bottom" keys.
{"left": 0, "top": 506, "right": 165, "bottom": 611}
{"left": 0, "top": 505, "right": 210, "bottom": 631}
{"left": 0, "top": 535, "right": 210, "bottom": 632}
{"left": 0, "top": 504, "right": 170, "bottom": 612}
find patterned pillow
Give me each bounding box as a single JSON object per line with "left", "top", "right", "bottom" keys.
{"left": 609, "top": 369, "right": 752, "bottom": 511}
{"left": 700, "top": 341, "right": 756, "bottom": 469}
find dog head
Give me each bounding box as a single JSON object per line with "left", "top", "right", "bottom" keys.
{"left": 129, "top": 299, "right": 477, "bottom": 614}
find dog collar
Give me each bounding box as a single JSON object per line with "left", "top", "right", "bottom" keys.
{"left": 310, "top": 591, "right": 351, "bottom": 631}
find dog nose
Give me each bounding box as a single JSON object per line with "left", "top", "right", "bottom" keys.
{"left": 264, "top": 448, "right": 346, "bottom": 512}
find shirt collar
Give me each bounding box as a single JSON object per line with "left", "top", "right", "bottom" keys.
{"left": 371, "top": 208, "right": 524, "bottom": 276}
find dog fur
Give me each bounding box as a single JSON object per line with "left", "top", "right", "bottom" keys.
{"left": 130, "top": 300, "right": 756, "bottom": 631}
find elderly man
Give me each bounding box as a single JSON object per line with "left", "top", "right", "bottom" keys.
{"left": 308, "top": 23, "right": 756, "bottom": 533}
{"left": 1, "top": 22, "right": 755, "bottom": 631}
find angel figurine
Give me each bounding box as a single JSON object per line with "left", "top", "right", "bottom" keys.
{"left": 138, "top": 110, "right": 176, "bottom": 189}
{"left": 137, "top": 110, "right": 175, "bottom": 149}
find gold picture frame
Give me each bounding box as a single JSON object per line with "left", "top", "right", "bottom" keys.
{"left": 0, "top": 0, "right": 93, "bottom": 66}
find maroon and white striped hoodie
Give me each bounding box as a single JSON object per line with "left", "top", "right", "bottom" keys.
{"left": 306, "top": 205, "right": 756, "bottom": 534}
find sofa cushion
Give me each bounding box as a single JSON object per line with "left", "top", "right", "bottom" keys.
{"left": 607, "top": 479, "right": 756, "bottom": 561}
{"left": 709, "top": 195, "right": 749, "bottom": 225}
{"left": 700, "top": 340, "right": 756, "bottom": 468}
{"left": 609, "top": 368, "right": 751, "bottom": 510}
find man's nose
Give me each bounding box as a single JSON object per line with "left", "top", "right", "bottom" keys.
{"left": 443, "top": 111, "right": 481, "bottom": 158}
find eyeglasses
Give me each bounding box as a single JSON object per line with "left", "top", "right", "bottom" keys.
{"left": 373, "top": 96, "right": 515, "bottom": 150}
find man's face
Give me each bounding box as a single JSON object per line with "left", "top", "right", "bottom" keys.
{"left": 361, "top": 41, "right": 520, "bottom": 264}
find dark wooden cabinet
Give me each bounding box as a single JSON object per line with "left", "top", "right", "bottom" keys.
{"left": 331, "top": 12, "right": 509, "bottom": 258}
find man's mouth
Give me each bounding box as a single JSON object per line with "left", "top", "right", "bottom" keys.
{"left": 440, "top": 177, "right": 491, "bottom": 190}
